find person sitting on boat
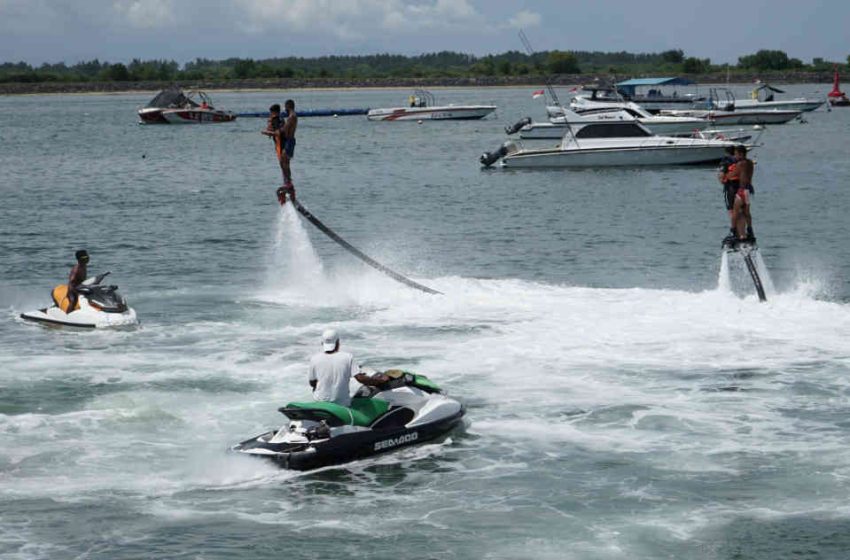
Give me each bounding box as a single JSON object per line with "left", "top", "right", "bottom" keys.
{"left": 729, "top": 145, "right": 755, "bottom": 242}
{"left": 308, "top": 329, "right": 385, "bottom": 407}
{"left": 66, "top": 249, "right": 89, "bottom": 313}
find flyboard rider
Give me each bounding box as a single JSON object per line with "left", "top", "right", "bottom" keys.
{"left": 719, "top": 145, "right": 756, "bottom": 245}
{"left": 262, "top": 100, "right": 298, "bottom": 205}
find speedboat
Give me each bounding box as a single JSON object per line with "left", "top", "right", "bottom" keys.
{"left": 660, "top": 107, "right": 802, "bottom": 125}
{"left": 661, "top": 87, "right": 803, "bottom": 125}
{"left": 232, "top": 370, "right": 464, "bottom": 470}
{"left": 570, "top": 79, "right": 706, "bottom": 114}
{"left": 829, "top": 66, "right": 850, "bottom": 107}
{"left": 730, "top": 83, "right": 824, "bottom": 112}
{"left": 367, "top": 89, "right": 495, "bottom": 121}
{"left": 512, "top": 103, "right": 711, "bottom": 140}
{"left": 481, "top": 114, "right": 742, "bottom": 168}
{"left": 20, "top": 272, "right": 138, "bottom": 328}
{"left": 138, "top": 88, "right": 236, "bottom": 124}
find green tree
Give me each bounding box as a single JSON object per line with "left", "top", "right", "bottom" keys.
{"left": 682, "top": 57, "right": 710, "bottom": 74}
{"left": 101, "top": 63, "right": 129, "bottom": 81}
{"left": 661, "top": 49, "right": 684, "bottom": 64}
{"left": 471, "top": 58, "right": 495, "bottom": 76}
{"left": 233, "top": 58, "right": 256, "bottom": 79}
{"left": 738, "top": 49, "right": 792, "bottom": 70}
{"left": 547, "top": 51, "right": 580, "bottom": 74}
{"left": 498, "top": 60, "right": 512, "bottom": 75}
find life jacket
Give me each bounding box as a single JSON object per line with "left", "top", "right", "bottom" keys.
{"left": 724, "top": 162, "right": 739, "bottom": 186}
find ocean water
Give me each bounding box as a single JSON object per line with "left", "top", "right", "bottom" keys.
{"left": 1, "top": 85, "right": 850, "bottom": 559}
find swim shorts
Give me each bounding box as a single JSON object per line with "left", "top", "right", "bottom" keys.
{"left": 283, "top": 137, "right": 296, "bottom": 159}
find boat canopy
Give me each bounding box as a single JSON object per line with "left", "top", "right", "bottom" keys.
{"left": 615, "top": 77, "right": 696, "bottom": 87}
{"left": 145, "top": 86, "right": 198, "bottom": 109}
{"left": 616, "top": 77, "right": 695, "bottom": 97}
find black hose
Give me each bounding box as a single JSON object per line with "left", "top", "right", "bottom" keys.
{"left": 291, "top": 199, "right": 442, "bottom": 295}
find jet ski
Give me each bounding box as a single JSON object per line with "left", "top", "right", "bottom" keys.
{"left": 232, "top": 370, "right": 465, "bottom": 470}
{"left": 20, "top": 272, "right": 138, "bottom": 328}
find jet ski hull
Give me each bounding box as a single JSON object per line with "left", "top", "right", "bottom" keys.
{"left": 234, "top": 408, "right": 465, "bottom": 471}
{"left": 20, "top": 306, "right": 138, "bottom": 328}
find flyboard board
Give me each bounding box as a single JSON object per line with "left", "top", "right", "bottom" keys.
{"left": 722, "top": 236, "right": 767, "bottom": 302}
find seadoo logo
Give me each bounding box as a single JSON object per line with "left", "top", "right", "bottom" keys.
{"left": 374, "top": 431, "right": 418, "bottom": 451}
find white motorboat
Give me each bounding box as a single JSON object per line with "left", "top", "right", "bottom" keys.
{"left": 481, "top": 116, "right": 741, "bottom": 169}
{"left": 569, "top": 80, "right": 706, "bottom": 114}
{"left": 660, "top": 107, "right": 802, "bottom": 125}
{"left": 516, "top": 103, "right": 710, "bottom": 139}
{"left": 367, "top": 89, "right": 495, "bottom": 121}
{"left": 728, "top": 83, "right": 824, "bottom": 112}
{"left": 20, "top": 272, "right": 138, "bottom": 329}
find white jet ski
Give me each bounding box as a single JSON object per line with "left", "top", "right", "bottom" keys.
{"left": 232, "top": 370, "right": 465, "bottom": 470}
{"left": 20, "top": 272, "right": 138, "bottom": 328}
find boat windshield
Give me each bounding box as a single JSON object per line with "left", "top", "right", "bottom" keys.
{"left": 575, "top": 123, "right": 652, "bottom": 139}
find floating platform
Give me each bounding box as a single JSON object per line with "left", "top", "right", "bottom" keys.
{"left": 237, "top": 108, "right": 369, "bottom": 118}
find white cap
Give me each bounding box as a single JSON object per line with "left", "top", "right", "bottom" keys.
{"left": 321, "top": 329, "right": 338, "bottom": 351}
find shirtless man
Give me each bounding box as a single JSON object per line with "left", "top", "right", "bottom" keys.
{"left": 67, "top": 249, "right": 89, "bottom": 313}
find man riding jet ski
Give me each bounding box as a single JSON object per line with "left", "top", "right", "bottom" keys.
{"left": 232, "top": 368, "right": 465, "bottom": 470}
{"left": 20, "top": 250, "right": 138, "bottom": 328}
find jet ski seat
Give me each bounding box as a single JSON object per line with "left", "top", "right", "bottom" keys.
{"left": 282, "top": 397, "right": 390, "bottom": 427}
{"left": 51, "top": 285, "right": 80, "bottom": 313}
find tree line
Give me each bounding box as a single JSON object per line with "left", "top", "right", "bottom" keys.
{"left": 1, "top": 49, "right": 847, "bottom": 84}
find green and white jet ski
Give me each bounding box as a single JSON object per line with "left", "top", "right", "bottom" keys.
{"left": 232, "top": 370, "right": 465, "bottom": 470}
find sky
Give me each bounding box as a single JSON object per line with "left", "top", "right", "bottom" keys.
{"left": 0, "top": 0, "right": 847, "bottom": 66}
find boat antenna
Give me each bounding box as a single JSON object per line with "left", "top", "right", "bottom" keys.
{"left": 519, "top": 30, "right": 561, "bottom": 107}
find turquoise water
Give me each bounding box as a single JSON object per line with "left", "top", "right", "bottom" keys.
{"left": 2, "top": 86, "right": 850, "bottom": 559}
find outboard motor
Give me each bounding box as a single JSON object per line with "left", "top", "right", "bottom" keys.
{"left": 504, "top": 116, "right": 531, "bottom": 135}
{"left": 480, "top": 141, "right": 516, "bottom": 167}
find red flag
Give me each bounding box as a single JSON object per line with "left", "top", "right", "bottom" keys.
{"left": 532, "top": 89, "right": 545, "bottom": 99}
{"left": 569, "top": 86, "right": 579, "bottom": 92}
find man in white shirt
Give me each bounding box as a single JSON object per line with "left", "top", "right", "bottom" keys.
{"left": 308, "top": 329, "right": 360, "bottom": 406}
{"left": 308, "top": 329, "right": 390, "bottom": 407}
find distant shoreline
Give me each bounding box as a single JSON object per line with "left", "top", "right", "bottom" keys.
{"left": 0, "top": 72, "right": 836, "bottom": 96}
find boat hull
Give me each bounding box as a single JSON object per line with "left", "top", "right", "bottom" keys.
{"left": 20, "top": 306, "right": 138, "bottom": 329}
{"left": 234, "top": 409, "right": 465, "bottom": 470}
{"left": 367, "top": 105, "right": 496, "bottom": 121}
{"left": 160, "top": 109, "right": 237, "bottom": 124}
{"left": 730, "top": 99, "right": 824, "bottom": 112}
{"left": 502, "top": 144, "right": 730, "bottom": 168}
{"left": 663, "top": 109, "right": 801, "bottom": 125}
{"left": 138, "top": 107, "right": 169, "bottom": 124}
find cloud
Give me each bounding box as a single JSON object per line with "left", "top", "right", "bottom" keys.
{"left": 112, "top": 0, "right": 175, "bottom": 29}
{"left": 507, "top": 9, "right": 541, "bottom": 29}
{"left": 234, "top": 0, "right": 482, "bottom": 37}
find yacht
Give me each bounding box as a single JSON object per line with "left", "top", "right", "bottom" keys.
{"left": 516, "top": 103, "right": 710, "bottom": 139}
{"left": 481, "top": 114, "right": 741, "bottom": 169}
